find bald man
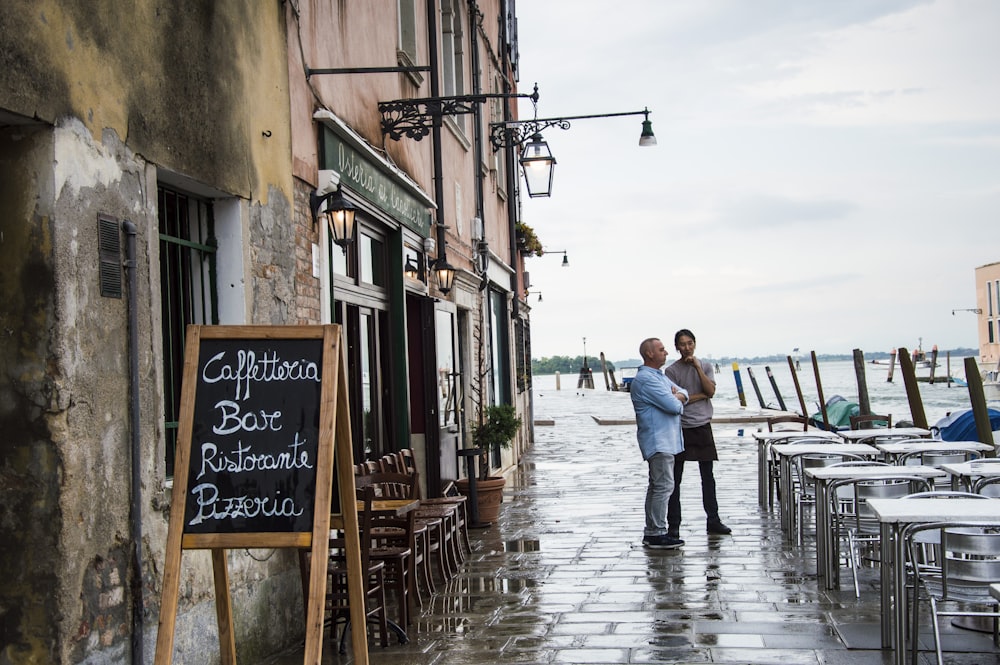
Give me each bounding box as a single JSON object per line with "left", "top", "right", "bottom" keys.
{"left": 630, "top": 337, "right": 688, "bottom": 549}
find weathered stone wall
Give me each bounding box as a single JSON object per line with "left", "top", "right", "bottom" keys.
{"left": 0, "top": 1, "right": 301, "bottom": 662}
{"left": 0, "top": 122, "right": 62, "bottom": 665}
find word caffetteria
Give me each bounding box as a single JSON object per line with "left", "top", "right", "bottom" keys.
{"left": 201, "top": 349, "right": 320, "bottom": 400}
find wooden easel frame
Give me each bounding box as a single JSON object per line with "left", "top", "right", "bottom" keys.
{"left": 153, "top": 325, "right": 367, "bottom": 665}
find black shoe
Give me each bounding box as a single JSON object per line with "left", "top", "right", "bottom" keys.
{"left": 643, "top": 534, "right": 685, "bottom": 549}
{"left": 707, "top": 521, "right": 732, "bottom": 535}
{"left": 667, "top": 528, "right": 680, "bottom": 539}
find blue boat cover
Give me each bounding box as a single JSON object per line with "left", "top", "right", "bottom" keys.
{"left": 933, "top": 408, "right": 1000, "bottom": 441}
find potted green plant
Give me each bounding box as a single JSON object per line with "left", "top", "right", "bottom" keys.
{"left": 457, "top": 404, "right": 522, "bottom": 524}
{"left": 514, "top": 222, "right": 544, "bottom": 257}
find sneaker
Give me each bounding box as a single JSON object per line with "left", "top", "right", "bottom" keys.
{"left": 707, "top": 521, "right": 732, "bottom": 535}
{"left": 642, "top": 534, "right": 685, "bottom": 549}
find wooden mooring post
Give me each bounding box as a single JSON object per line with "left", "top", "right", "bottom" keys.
{"left": 811, "top": 351, "right": 829, "bottom": 429}
{"left": 853, "top": 349, "right": 872, "bottom": 416}
{"left": 764, "top": 366, "right": 787, "bottom": 411}
{"left": 787, "top": 356, "right": 808, "bottom": 417}
{"left": 746, "top": 366, "right": 767, "bottom": 409}
{"left": 928, "top": 345, "right": 939, "bottom": 383}
{"left": 964, "top": 356, "right": 996, "bottom": 452}
{"left": 897, "top": 346, "right": 928, "bottom": 429}
{"left": 886, "top": 348, "right": 897, "bottom": 383}
{"left": 732, "top": 362, "right": 747, "bottom": 408}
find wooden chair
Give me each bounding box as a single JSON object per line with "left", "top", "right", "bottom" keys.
{"left": 849, "top": 414, "right": 891, "bottom": 430}
{"left": 358, "top": 472, "right": 436, "bottom": 608}
{"left": 299, "top": 486, "right": 389, "bottom": 653}
{"left": 419, "top": 481, "right": 472, "bottom": 559}
{"left": 367, "top": 510, "right": 415, "bottom": 628}
{"left": 767, "top": 415, "right": 809, "bottom": 432}
{"left": 399, "top": 448, "right": 418, "bottom": 475}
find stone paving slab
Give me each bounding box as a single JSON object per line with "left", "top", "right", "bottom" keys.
{"left": 260, "top": 390, "right": 999, "bottom": 665}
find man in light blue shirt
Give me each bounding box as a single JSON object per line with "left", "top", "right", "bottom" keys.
{"left": 630, "top": 337, "right": 688, "bottom": 549}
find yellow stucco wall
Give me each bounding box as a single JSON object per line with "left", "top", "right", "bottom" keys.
{"left": 0, "top": 0, "right": 293, "bottom": 204}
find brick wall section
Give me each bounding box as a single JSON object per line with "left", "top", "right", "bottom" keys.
{"left": 294, "top": 179, "right": 322, "bottom": 324}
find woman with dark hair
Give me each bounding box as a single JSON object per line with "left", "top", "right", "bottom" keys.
{"left": 664, "top": 329, "right": 731, "bottom": 537}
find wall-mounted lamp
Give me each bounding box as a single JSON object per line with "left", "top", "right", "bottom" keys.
{"left": 520, "top": 134, "right": 556, "bottom": 198}
{"left": 490, "top": 105, "right": 655, "bottom": 198}
{"left": 431, "top": 258, "right": 457, "bottom": 295}
{"left": 403, "top": 255, "right": 421, "bottom": 281}
{"left": 525, "top": 290, "right": 543, "bottom": 303}
{"left": 310, "top": 185, "right": 357, "bottom": 254}
{"left": 952, "top": 308, "right": 983, "bottom": 315}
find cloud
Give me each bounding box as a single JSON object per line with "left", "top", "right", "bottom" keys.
{"left": 739, "top": 273, "right": 862, "bottom": 295}
{"left": 713, "top": 194, "right": 858, "bottom": 230}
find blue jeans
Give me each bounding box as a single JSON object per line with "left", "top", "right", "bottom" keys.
{"left": 644, "top": 452, "right": 675, "bottom": 536}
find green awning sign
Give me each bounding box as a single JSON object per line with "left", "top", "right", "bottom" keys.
{"left": 322, "top": 130, "right": 431, "bottom": 237}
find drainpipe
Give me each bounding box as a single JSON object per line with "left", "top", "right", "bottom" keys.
{"left": 427, "top": 0, "right": 446, "bottom": 262}
{"left": 468, "top": 1, "right": 486, "bottom": 249}
{"left": 426, "top": 0, "right": 445, "bottom": 495}
{"left": 499, "top": 6, "right": 521, "bottom": 320}
{"left": 122, "top": 219, "right": 144, "bottom": 665}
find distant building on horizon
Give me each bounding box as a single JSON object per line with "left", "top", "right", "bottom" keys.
{"left": 975, "top": 261, "right": 1000, "bottom": 366}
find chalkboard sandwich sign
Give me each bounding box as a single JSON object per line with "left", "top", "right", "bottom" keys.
{"left": 155, "top": 324, "right": 365, "bottom": 665}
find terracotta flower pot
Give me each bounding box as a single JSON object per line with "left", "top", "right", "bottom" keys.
{"left": 456, "top": 476, "right": 506, "bottom": 525}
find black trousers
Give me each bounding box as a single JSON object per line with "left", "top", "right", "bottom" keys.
{"left": 667, "top": 458, "right": 720, "bottom": 528}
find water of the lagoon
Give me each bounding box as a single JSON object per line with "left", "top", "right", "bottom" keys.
{"left": 533, "top": 357, "right": 995, "bottom": 431}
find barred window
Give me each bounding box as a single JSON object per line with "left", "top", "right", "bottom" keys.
{"left": 158, "top": 185, "right": 218, "bottom": 476}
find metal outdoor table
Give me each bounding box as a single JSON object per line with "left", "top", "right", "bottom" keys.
{"left": 835, "top": 427, "right": 931, "bottom": 444}
{"left": 752, "top": 430, "right": 841, "bottom": 507}
{"left": 867, "top": 497, "right": 1000, "bottom": 665}
{"left": 770, "top": 443, "right": 878, "bottom": 537}
{"left": 805, "top": 465, "right": 945, "bottom": 590}
{"left": 940, "top": 460, "right": 1000, "bottom": 491}
{"left": 874, "top": 440, "right": 993, "bottom": 465}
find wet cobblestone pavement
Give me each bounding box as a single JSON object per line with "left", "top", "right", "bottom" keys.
{"left": 263, "top": 388, "right": 1000, "bottom": 664}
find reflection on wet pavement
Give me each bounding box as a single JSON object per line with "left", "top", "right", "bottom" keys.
{"left": 261, "top": 388, "right": 998, "bottom": 665}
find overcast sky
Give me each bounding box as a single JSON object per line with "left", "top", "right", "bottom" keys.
{"left": 514, "top": 0, "right": 999, "bottom": 363}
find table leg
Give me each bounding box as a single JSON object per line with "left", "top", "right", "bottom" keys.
{"left": 892, "top": 523, "right": 907, "bottom": 665}
{"left": 815, "top": 481, "right": 830, "bottom": 589}
{"left": 758, "top": 440, "right": 768, "bottom": 507}
{"left": 780, "top": 457, "right": 792, "bottom": 536}
{"left": 879, "top": 521, "right": 893, "bottom": 649}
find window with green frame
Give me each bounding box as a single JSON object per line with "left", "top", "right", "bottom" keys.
{"left": 158, "top": 185, "right": 218, "bottom": 476}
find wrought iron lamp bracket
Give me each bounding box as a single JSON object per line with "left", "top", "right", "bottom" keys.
{"left": 379, "top": 95, "right": 488, "bottom": 141}
{"left": 490, "top": 119, "right": 572, "bottom": 151}
{"left": 379, "top": 85, "right": 540, "bottom": 142}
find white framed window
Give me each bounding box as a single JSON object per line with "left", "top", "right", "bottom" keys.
{"left": 441, "top": 0, "right": 466, "bottom": 132}
{"left": 397, "top": 0, "right": 421, "bottom": 85}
